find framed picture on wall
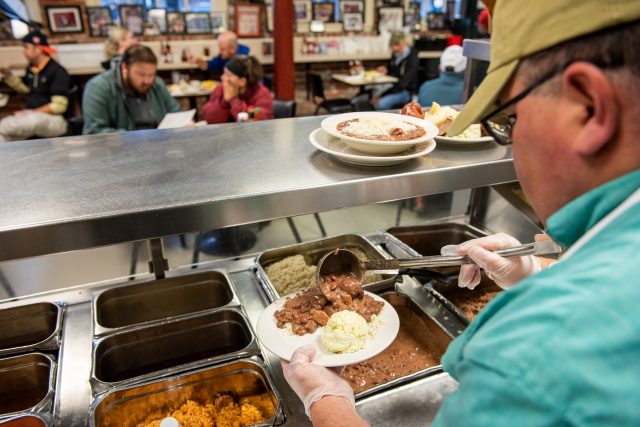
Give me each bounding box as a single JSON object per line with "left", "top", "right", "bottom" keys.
{"left": 148, "top": 9, "right": 167, "bottom": 34}
{"left": 342, "top": 13, "right": 363, "bottom": 31}
{"left": 45, "top": 6, "right": 83, "bottom": 34}
{"left": 264, "top": 2, "right": 273, "bottom": 32}
{"left": 404, "top": 2, "right": 421, "bottom": 29}
{"left": 377, "top": 7, "right": 403, "bottom": 35}
{"left": 167, "top": 12, "right": 186, "bottom": 34}
{"left": 293, "top": 0, "right": 312, "bottom": 23}
{"left": 312, "top": 3, "right": 335, "bottom": 23}
{"left": 235, "top": 5, "right": 261, "bottom": 37}
{"left": 119, "top": 5, "right": 144, "bottom": 35}
{"left": 210, "top": 11, "right": 227, "bottom": 33}
{"left": 340, "top": 0, "right": 364, "bottom": 15}
{"left": 87, "top": 7, "right": 112, "bottom": 37}
{"left": 185, "top": 12, "right": 211, "bottom": 34}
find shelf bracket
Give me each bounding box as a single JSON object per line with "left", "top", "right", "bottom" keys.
{"left": 147, "top": 238, "right": 168, "bottom": 280}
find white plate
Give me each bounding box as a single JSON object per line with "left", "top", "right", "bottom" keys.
{"left": 320, "top": 112, "right": 439, "bottom": 155}
{"left": 309, "top": 128, "right": 436, "bottom": 166}
{"left": 256, "top": 291, "right": 400, "bottom": 367}
{"left": 434, "top": 134, "right": 494, "bottom": 145}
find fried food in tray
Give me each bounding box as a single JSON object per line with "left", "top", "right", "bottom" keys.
{"left": 137, "top": 394, "right": 266, "bottom": 427}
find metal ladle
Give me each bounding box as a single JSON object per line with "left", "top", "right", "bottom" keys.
{"left": 317, "top": 240, "right": 563, "bottom": 287}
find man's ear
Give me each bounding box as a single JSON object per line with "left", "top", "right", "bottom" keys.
{"left": 561, "top": 62, "right": 619, "bottom": 156}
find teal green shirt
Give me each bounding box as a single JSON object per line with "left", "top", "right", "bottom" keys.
{"left": 433, "top": 170, "right": 640, "bottom": 427}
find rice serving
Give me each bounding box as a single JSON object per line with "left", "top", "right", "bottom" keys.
{"left": 265, "top": 255, "right": 317, "bottom": 295}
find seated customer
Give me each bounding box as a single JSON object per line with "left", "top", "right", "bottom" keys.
{"left": 376, "top": 31, "right": 419, "bottom": 110}
{"left": 83, "top": 45, "right": 182, "bottom": 134}
{"left": 418, "top": 45, "right": 467, "bottom": 106}
{"left": 202, "top": 56, "right": 273, "bottom": 124}
{"left": 197, "top": 31, "right": 250, "bottom": 74}
{"left": 101, "top": 26, "right": 139, "bottom": 70}
{"left": 0, "top": 31, "right": 71, "bottom": 141}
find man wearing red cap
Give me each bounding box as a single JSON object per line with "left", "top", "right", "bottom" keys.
{"left": 0, "top": 31, "right": 71, "bottom": 141}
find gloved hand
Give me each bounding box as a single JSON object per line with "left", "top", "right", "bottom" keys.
{"left": 441, "top": 232, "right": 544, "bottom": 290}
{"left": 281, "top": 345, "right": 355, "bottom": 419}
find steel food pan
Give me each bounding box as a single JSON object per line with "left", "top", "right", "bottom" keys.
{"left": 0, "top": 303, "right": 62, "bottom": 357}
{"left": 387, "top": 223, "right": 500, "bottom": 324}
{"left": 0, "top": 414, "right": 50, "bottom": 427}
{"left": 429, "top": 275, "right": 503, "bottom": 325}
{"left": 0, "top": 353, "right": 56, "bottom": 418}
{"left": 93, "top": 270, "right": 239, "bottom": 336}
{"left": 256, "top": 234, "right": 396, "bottom": 302}
{"left": 91, "top": 308, "right": 260, "bottom": 393}
{"left": 90, "top": 357, "right": 283, "bottom": 427}
{"left": 387, "top": 222, "right": 487, "bottom": 266}
{"left": 343, "top": 291, "right": 452, "bottom": 400}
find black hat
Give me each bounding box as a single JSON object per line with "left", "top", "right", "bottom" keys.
{"left": 22, "top": 31, "right": 56, "bottom": 54}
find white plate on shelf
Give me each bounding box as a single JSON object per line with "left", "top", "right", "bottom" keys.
{"left": 320, "top": 112, "right": 439, "bottom": 155}
{"left": 256, "top": 291, "right": 399, "bottom": 367}
{"left": 309, "top": 128, "right": 436, "bottom": 167}
{"left": 434, "top": 134, "right": 494, "bottom": 145}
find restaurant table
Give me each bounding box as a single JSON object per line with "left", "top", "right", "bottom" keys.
{"left": 170, "top": 87, "right": 215, "bottom": 111}
{"left": 331, "top": 73, "right": 399, "bottom": 94}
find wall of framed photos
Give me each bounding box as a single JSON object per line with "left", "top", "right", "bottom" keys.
{"left": 0, "top": 0, "right": 453, "bottom": 48}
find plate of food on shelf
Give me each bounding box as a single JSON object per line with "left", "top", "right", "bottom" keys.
{"left": 309, "top": 127, "right": 436, "bottom": 167}
{"left": 256, "top": 269, "right": 399, "bottom": 367}
{"left": 319, "top": 111, "right": 439, "bottom": 155}
{"left": 401, "top": 102, "right": 495, "bottom": 145}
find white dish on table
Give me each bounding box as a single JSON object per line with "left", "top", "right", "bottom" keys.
{"left": 434, "top": 134, "right": 494, "bottom": 145}
{"left": 256, "top": 290, "right": 399, "bottom": 367}
{"left": 309, "top": 128, "right": 436, "bottom": 167}
{"left": 321, "top": 112, "right": 439, "bottom": 155}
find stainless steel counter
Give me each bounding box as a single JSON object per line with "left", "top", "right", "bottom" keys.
{"left": 0, "top": 233, "right": 460, "bottom": 426}
{"left": 0, "top": 116, "right": 514, "bottom": 261}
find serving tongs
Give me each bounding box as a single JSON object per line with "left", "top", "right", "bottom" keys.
{"left": 317, "top": 240, "right": 562, "bottom": 284}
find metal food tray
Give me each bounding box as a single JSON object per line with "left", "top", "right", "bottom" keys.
{"left": 0, "top": 303, "right": 63, "bottom": 357}
{"left": 255, "top": 234, "right": 397, "bottom": 302}
{"left": 429, "top": 276, "right": 503, "bottom": 325}
{"left": 0, "top": 353, "right": 56, "bottom": 419}
{"left": 93, "top": 270, "right": 240, "bottom": 336}
{"left": 349, "top": 291, "right": 453, "bottom": 400}
{"left": 89, "top": 357, "right": 284, "bottom": 427}
{"left": 90, "top": 307, "right": 261, "bottom": 394}
{"left": 0, "top": 414, "right": 51, "bottom": 427}
{"left": 386, "top": 222, "right": 496, "bottom": 325}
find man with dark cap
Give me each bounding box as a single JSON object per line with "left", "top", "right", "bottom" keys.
{"left": 375, "top": 31, "right": 419, "bottom": 110}
{"left": 0, "top": 31, "right": 71, "bottom": 141}
{"left": 82, "top": 44, "right": 182, "bottom": 134}
{"left": 281, "top": 0, "right": 640, "bottom": 426}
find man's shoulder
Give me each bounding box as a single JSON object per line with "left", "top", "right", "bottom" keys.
{"left": 86, "top": 70, "right": 117, "bottom": 92}
{"left": 44, "top": 59, "right": 70, "bottom": 78}
{"left": 238, "top": 44, "right": 251, "bottom": 55}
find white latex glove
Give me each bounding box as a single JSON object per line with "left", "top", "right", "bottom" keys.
{"left": 281, "top": 345, "right": 355, "bottom": 419}
{"left": 441, "top": 232, "right": 542, "bottom": 290}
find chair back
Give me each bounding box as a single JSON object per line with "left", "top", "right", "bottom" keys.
{"left": 306, "top": 73, "right": 325, "bottom": 102}
{"left": 350, "top": 93, "right": 376, "bottom": 112}
{"left": 273, "top": 99, "right": 297, "bottom": 119}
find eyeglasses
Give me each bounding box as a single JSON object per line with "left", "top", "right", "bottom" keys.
{"left": 480, "top": 58, "right": 620, "bottom": 145}
{"left": 480, "top": 67, "right": 564, "bottom": 145}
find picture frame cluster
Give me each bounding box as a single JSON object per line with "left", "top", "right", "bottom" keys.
{"left": 46, "top": 5, "right": 231, "bottom": 37}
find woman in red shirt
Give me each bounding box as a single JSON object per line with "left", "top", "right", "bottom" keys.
{"left": 203, "top": 55, "right": 273, "bottom": 123}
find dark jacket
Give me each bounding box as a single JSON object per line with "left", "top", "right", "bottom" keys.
{"left": 82, "top": 60, "right": 182, "bottom": 134}
{"left": 384, "top": 47, "right": 420, "bottom": 95}
{"left": 203, "top": 83, "right": 273, "bottom": 124}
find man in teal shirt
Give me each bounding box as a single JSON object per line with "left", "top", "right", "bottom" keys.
{"left": 280, "top": 0, "right": 640, "bottom": 426}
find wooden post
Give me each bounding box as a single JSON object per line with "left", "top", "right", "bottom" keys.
{"left": 273, "top": 0, "right": 295, "bottom": 100}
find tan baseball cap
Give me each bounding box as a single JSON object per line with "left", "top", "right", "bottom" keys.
{"left": 447, "top": 0, "right": 640, "bottom": 136}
